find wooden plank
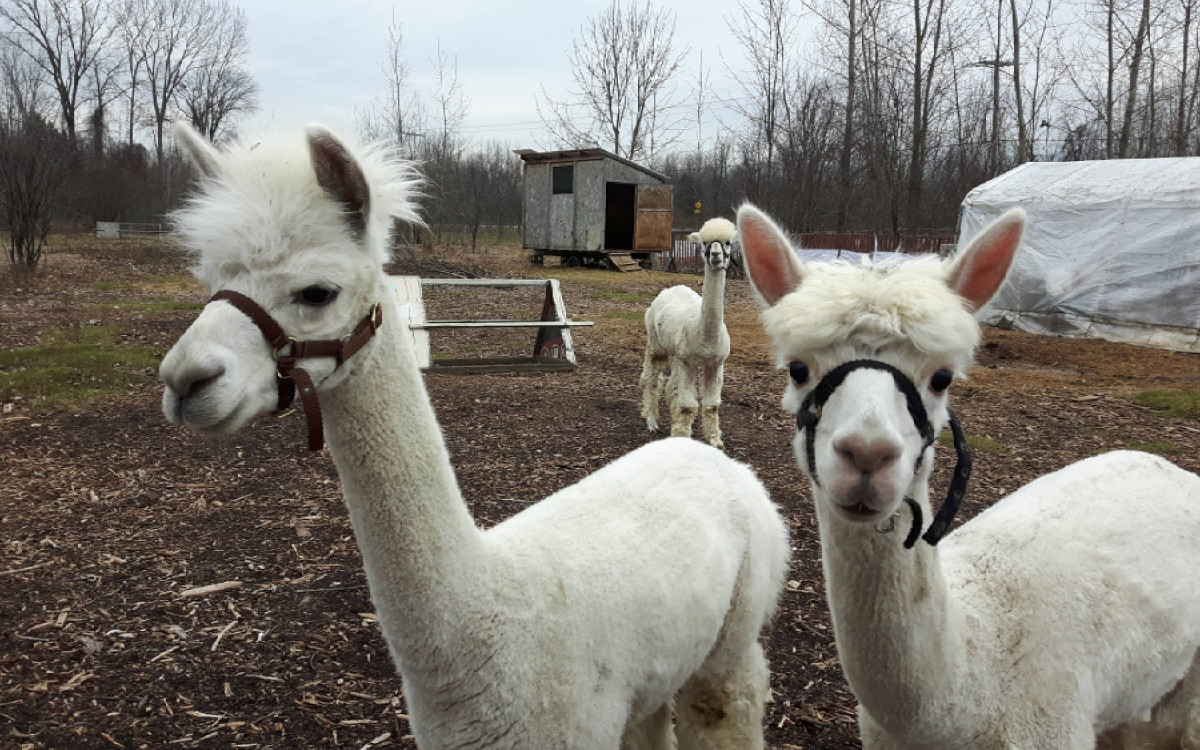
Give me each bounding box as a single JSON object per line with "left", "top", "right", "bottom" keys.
{"left": 636, "top": 185, "right": 672, "bottom": 211}
{"left": 387, "top": 276, "right": 431, "bottom": 368}
{"left": 550, "top": 193, "right": 574, "bottom": 249}
{"left": 634, "top": 184, "right": 673, "bottom": 252}
{"left": 411, "top": 320, "right": 594, "bottom": 329}
{"left": 386, "top": 275, "right": 592, "bottom": 373}
{"left": 427, "top": 356, "right": 578, "bottom": 374}
{"left": 634, "top": 211, "right": 672, "bottom": 252}
{"left": 606, "top": 253, "right": 643, "bottom": 272}
{"left": 419, "top": 278, "right": 554, "bottom": 288}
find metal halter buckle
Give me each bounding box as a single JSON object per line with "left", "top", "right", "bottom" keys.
{"left": 272, "top": 337, "right": 297, "bottom": 362}
{"left": 875, "top": 513, "right": 898, "bottom": 535}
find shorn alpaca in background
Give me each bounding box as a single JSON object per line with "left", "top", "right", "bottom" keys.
{"left": 159, "top": 122, "right": 790, "bottom": 749}
{"left": 640, "top": 217, "right": 733, "bottom": 448}
{"left": 739, "top": 203, "right": 1200, "bottom": 748}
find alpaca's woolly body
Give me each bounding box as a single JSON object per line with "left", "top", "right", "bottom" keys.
{"left": 742, "top": 203, "right": 1200, "bottom": 748}
{"left": 162, "top": 126, "right": 790, "bottom": 749}
{"left": 640, "top": 218, "right": 733, "bottom": 447}
{"left": 830, "top": 452, "right": 1200, "bottom": 748}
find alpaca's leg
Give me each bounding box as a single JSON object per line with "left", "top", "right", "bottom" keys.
{"left": 676, "top": 642, "right": 769, "bottom": 750}
{"left": 699, "top": 362, "right": 725, "bottom": 449}
{"left": 640, "top": 348, "right": 670, "bottom": 432}
{"left": 1127, "top": 647, "right": 1200, "bottom": 748}
{"left": 620, "top": 702, "right": 677, "bottom": 750}
{"left": 667, "top": 363, "right": 698, "bottom": 439}
{"left": 858, "top": 710, "right": 907, "bottom": 749}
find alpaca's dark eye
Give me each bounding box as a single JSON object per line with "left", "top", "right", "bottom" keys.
{"left": 930, "top": 369, "right": 954, "bottom": 393}
{"left": 788, "top": 362, "right": 810, "bottom": 384}
{"left": 297, "top": 286, "right": 338, "bottom": 306}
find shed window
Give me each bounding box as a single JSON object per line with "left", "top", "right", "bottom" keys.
{"left": 552, "top": 165, "right": 574, "bottom": 194}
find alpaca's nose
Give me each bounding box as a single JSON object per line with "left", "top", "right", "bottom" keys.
{"left": 164, "top": 363, "right": 225, "bottom": 398}
{"left": 834, "top": 434, "right": 900, "bottom": 475}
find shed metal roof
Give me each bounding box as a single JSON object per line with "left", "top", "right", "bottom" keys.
{"left": 514, "top": 147, "right": 670, "bottom": 183}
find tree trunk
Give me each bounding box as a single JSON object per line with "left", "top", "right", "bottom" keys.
{"left": 908, "top": 0, "right": 925, "bottom": 228}
{"left": 1010, "top": 0, "right": 1027, "bottom": 163}
{"left": 990, "top": 0, "right": 1003, "bottom": 172}
{"left": 1177, "top": 0, "right": 1194, "bottom": 156}
{"left": 1106, "top": 0, "right": 1115, "bottom": 158}
{"left": 1146, "top": 39, "right": 1156, "bottom": 155}
{"left": 837, "top": 0, "right": 857, "bottom": 232}
{"left": 1118, "top": 0, "right": 1151, "bottom": 158}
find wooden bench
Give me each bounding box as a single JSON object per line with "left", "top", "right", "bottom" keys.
{"left": 388, "top": 277, "right": 595, "bottom": 374}
{"left": 95, "top": 222, "right": 168, "bottom": 239}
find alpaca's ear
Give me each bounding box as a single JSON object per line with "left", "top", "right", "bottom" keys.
{"left": 688, "top": 231, "right": 701, "bottom": 244}
{"left": 307, "top": 125, "right": 371, "bottom": 238}
{"left": 175, "top": 120, "right": 221, "bottom": 179}
{"left": 738, "top": 204, "right": 803, "bottom": 306}
{"left": 946, "top": 208, "right": 1025, "bottom": 313}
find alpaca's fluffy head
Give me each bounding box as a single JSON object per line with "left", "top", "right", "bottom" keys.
{"left": 739, "top": 203, "right": 1024, "bottom": 522}
{"left": 160, "top": 122, "right": 422, "bottom": 436}
{"left": 690, "top": 217, "right": 736, "bottom": 245}
{"left": 172, "top": 123, "right": 422, "bottom": 287}
{"left": 689, "top": 217, "right": 737, "bottom": 272}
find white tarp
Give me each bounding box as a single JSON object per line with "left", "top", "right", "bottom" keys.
{"left": 958, "top": 157, "right": 1200, "bottom": 352}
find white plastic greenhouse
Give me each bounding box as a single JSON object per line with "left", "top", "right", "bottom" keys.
{"left": 958, "top": 157, "right": 1200, "bottom": 352}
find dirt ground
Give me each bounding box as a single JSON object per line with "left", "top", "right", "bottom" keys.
{"left": 2, "top": 239, "right": 1199, "bottom": 749}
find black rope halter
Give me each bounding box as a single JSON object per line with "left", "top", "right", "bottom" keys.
{"left": 795, "top": 359, "right": 973, "bottom": 548}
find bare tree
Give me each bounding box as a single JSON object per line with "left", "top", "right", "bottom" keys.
{"left": 136, "top": 0, "right": 214, "bottom": 163}
{"left": 0, "top": 31, "right": 48, "bottom": 125}
{"left": 178, "top": 2, "right": 256, "bottom": 141}
{"left": 116, "top": 0, "right": 147, "bottom": 146}
{"left": 806, "top": 0, "right": 865, "bottom": 230}
{"left": 1010, "top": 0, "right": 1028, "bottom": 161}
{"left": 693, "top": 49, "right": 708, "bottom": 155}
{"left": 357, "top": 16, "right": 426, "bottom": 158}
{"left": 0, "top": 44, "right": 70, "bottom": 272}
{"left": 1117, "top": 0, "right": 1152, "bottom": 156}
{"left": 906, "top": 0, "right": 952, "bottom": 225}
{"left": 838, "top": 0, "right": 860, "bottom": 231}
{"left": 727, "top": 0, "right": 796, "bottom": 190}
{"left": 1176, "top": 0, "right": 1197, "bottom": 154}
{"left": 428, "top": 40, "right": 468, "bottom": 157}
{"left": 1011, "top": 0, "right": 1066, "bottom": 161}
{"left": 0, "top": 114, "right": 72, "bottom": 272}
{"left": 539, "top": 0, "right": 687, "bottom": 163}
{"left": 0, "top": 0, "right": 117, "bottom": 140}
{"left": 1105, "top": 0, "right": 1116, "bottom": 156}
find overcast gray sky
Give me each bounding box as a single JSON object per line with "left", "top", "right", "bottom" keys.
{"left": 239, "top": 0, "right": 768, "bottom": 151}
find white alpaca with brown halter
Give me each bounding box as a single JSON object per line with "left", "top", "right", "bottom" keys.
{"left": 159, "top": 123, "right": 790, "bottom": 750}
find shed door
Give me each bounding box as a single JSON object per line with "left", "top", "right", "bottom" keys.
{"left": 549, "top": 164, "right": 575, "bottom": 250}
{"left": 633, "top": 185, "right": 672, "bottom": 252}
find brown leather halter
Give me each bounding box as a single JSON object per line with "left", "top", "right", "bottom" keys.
{"left": 209, "top": 289, "right": 383, "bottom": 452}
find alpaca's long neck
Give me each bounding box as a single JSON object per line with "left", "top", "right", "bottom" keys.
{"left": 321, "top": 281, "right": 483, "bottom": 671}
{"left": 699, "top": 266, "right": 726, "bottom": 342}
{"left": 816, "top": 483, "right": 971, "bottom": 742}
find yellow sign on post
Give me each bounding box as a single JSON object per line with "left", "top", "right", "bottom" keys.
{"left": 694, "top": 201, "right": 702, "bottom": 215}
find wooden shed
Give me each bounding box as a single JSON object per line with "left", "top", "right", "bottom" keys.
{"left": 515, "top": 147, "right": 673, "bottom": 271}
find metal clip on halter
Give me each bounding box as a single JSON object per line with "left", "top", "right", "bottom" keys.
{"left": 209, "top": 290, "right": 384, "bottom": 452}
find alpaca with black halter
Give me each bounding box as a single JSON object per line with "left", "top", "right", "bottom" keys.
{"left": 739, "top": 202, "right": 1200, "bottom": 749}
